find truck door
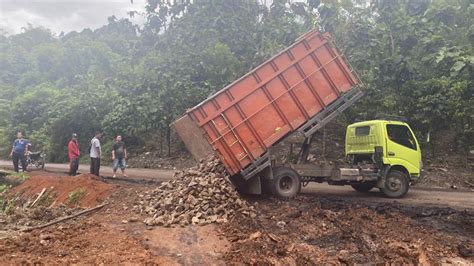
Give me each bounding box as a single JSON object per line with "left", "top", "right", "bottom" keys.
{"left": 385, "top": 124, "right": 421, "bottom": 174}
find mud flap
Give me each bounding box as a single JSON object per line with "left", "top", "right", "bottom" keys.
{"left": 376, "top": 165, "right": 391, "bottom": 189}
{"left": 230, "top": 174, "right": 262, "bottom": 195}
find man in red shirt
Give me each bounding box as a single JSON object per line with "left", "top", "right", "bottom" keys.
{"left": 68, "top": 133, "right": 80, "bottom": 176}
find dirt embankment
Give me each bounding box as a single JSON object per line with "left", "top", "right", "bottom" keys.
{"left": 1, "top": 172, "right": 115, "bottom": 233}
{"left": 10, "top": 173, "right": 115, "bottom": 208}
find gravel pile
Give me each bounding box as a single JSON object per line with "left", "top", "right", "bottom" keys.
{"left": 139, "top": 156, "right": 256, "bottom": 227}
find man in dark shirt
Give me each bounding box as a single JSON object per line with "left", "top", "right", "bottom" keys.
{"left": 112, "top": 135, "right": 127, "bottom": 178}
{"left": 9, "top": 131, "right": 29, "bottom": 172}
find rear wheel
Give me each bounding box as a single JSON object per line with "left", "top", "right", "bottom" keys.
{"left": 381, "top": 170, "right": 409, "bottom": 198}
{"left": 351, "top": 182, "right": 375, "bottom": 192}
{"left": 270, "top": 167, "right": 301, "bottom": 200}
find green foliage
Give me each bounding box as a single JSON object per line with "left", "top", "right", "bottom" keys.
{"left": 316, "top": 0, "right": 473, "bottom": 156}
{"left": 0, "top": 184, "right": 8, "bottom": 207}
{"left": 8, "top": 172, "right": 30, "bottom": 181}
{"left": 67, "top": 188, "right": 86, "bottom": 205}
{"left": 0, "top": 0, "right": 472, "bottom": 162}
{"left": 3, "top": 199, "right": 15, "bottom": 215}
{"left": 11, "top": 84, "right": 60, "bottom": 130}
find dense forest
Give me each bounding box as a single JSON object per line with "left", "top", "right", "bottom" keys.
{"left": 0, "top": 0, "right": 472, "bottom": 164}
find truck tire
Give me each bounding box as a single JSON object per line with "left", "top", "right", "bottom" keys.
{"left": 271, "top": 167, "right": 301, "bottom": 200}
{"left": 351, "top": 182, "right": 375, "bottom": 192}
{"left": 381, "top": 170, "right": 409, "bottom": 198}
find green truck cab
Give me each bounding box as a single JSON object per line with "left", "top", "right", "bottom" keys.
{"left": 289, "top": 118, "right": 422, "bottom": 199}
{"left": 345, "top": 119, "right": 422, "bottom": 197}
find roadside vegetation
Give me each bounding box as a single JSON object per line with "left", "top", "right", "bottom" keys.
{"left": 67, "top": 188, "right": 86, "bottom": 206}
{"left": 0, "top": 0, "right": 471, "bottom": 165}
{"left": 0, "top": 184, "right": 8, "bottom": 207}
{"left": 0, "top": 171, "right": 28, "bottom": 213}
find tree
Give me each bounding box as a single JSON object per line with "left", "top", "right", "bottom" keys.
{"left": 0, "top": 0, "right": 471, "bottom": 164}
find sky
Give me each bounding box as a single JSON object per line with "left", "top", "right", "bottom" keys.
{"left": 0, "top": 0, "right": 146, "bottom": 35}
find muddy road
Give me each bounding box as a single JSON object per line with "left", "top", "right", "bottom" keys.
{"left": 222, "top": 195, "right": 473, "bottom": 264}
{"left": 0, "top": 170, "right": 472, "bottom": 264}
{"left": 1, "top": 157, "right": 472, "bottom": 264}
{"left": 302, "top": 184, "right": 474, "bottom": 210}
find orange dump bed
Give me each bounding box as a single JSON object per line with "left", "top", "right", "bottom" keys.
{"left": 174, "top": 30, "right": 360, "bottom": 176}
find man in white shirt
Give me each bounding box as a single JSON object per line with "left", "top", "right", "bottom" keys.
{"left": 90, "top": 131, "right": 102, "bottom": 176}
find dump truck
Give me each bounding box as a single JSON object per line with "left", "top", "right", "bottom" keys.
{"left": 174, "top": 29, "right": 422, "bottom": 199}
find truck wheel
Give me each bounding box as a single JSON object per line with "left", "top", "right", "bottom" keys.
{"left": 381, "top": 170, "right": 409, "bottom": 198}
{"left": 271, "top": 167, "right": 301, "bottom": 200}
{"left": 351, "top": 182, "right": 375, "bottom": 192}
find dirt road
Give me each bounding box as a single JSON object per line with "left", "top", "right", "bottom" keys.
{"left": 0, "top": 160, "right": 472, "bottom": 210}
{"left": 302, "top": 184, "right": 474, "bottom": 210}
{"left": 0, "top": 160, "right": 175, "bottom": 181}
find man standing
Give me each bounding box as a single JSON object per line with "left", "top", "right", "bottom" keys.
{"left": 10, "top": 131, "right": 29, "bottom": 172}
{"left": 112, "top": 135, "right": 127, "bottom": 178}
{"left": 68, "top": 133, "right": 80, "bottom": 176}
{"left": 90, "top": 131, "right": 102, "bottom": 176}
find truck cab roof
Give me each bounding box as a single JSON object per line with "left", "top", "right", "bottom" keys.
{"left": 348, "top": 120, "right": 409, "bottom": 128}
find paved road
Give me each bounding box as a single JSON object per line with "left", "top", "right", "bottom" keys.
{"left": 0, "top": 160, "right": 175, "bottom": 181}
{"left": 1, "top": 160, "right": 472, "bottom": 210}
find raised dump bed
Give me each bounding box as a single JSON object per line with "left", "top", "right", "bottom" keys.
{"left": 174, "top": 29, "right": 362, "bottom": 183}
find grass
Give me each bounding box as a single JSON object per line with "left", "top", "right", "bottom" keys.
{"left": 0, "top": 184, "right": 14, "bottom": 213}
{"left": 0, "top": 184, "right": 7, "bottom": 207}
{"left": 35, "top": 191, "right": 55, "bottom": 207}
{"left": 0, "top": 171, "right": 28, "bottom": 210}
{"left": 8, "top": 172, "right": 29, "bottom": 182}
{"left": 68, "top": 188, "right": 86, "bottom": 205}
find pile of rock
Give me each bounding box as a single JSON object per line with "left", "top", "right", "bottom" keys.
{"left": 139, "top": 156, "right": 256, "bottom": 227}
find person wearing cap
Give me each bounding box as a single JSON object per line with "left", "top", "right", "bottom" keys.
{"left": 68, "top": 133, "right": 80, "bottom": 176}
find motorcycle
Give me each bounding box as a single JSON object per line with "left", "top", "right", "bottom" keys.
{"left": 26, "top": 150, "right": 46, "bottom": 169}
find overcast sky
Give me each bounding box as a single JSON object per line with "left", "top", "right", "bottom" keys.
{"left": 0, "top": 0, "right": 146, "bottom": 35}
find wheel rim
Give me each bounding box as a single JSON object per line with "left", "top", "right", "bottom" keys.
{"left": 386, "top": 176, "right": 402, "bottom": 192}
{"left": 279, "top": 176, "right": 294, "bottom": 192}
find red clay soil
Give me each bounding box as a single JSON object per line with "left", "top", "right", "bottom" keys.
{"left": 9, "top": 174, "right": 115, "bottom": 208}
{"left": 0, "top": 220, "right": 154, "bottom": 264}
{"left": 1, "top": 184, "right": 229, "bottom": 265}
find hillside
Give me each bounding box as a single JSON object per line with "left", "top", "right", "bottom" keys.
{"left": 0, "top": 0, "right": 472, "bottom": 168}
